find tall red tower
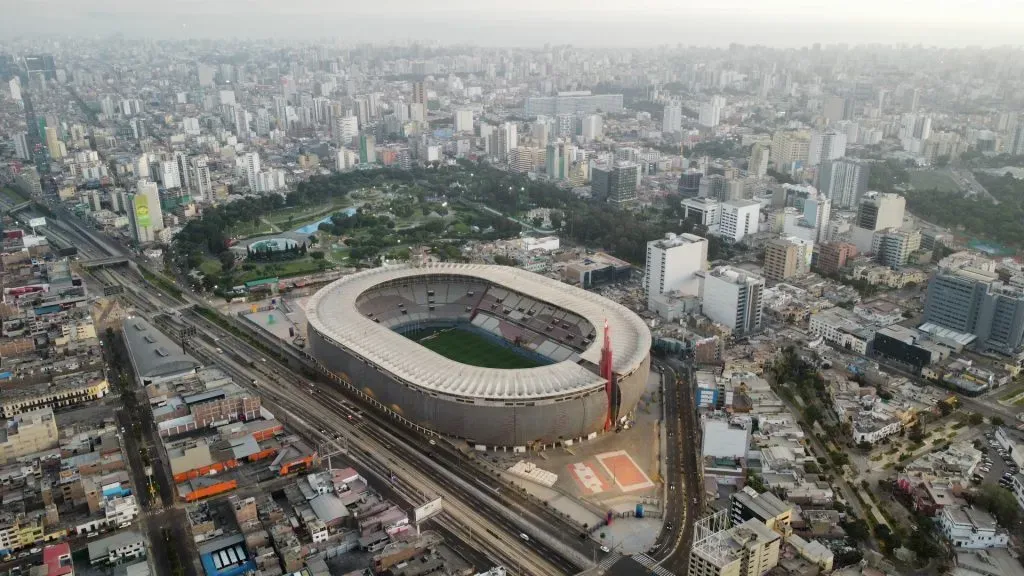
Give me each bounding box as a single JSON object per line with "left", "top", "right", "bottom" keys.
{"left": 600, "top": 319, "right": 615, "bottom": 431}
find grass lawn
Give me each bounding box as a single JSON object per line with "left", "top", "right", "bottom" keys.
{"left": 229, "top": 220, "right": 277, "bottom": 238}
{"left": 231, "top": 257, "right": 332, "bottom": 284}
{"left": 198, "top": 259, "right": 222, "bottom": 277}
{"left": 406, "top": 327, "right": 541, "bottom": 369}
{"left": 909, "top": 170, "right": 961, "bottom": 193}
{"left": 267, "top": 197, "right": 352, "bottom": 227}
{"left": 0, "top": 187, "right": 27, "bottom": 205}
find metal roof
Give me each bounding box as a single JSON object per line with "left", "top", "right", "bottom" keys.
{"left": 121, "top": 318, "right": 200, "bottom": 380}
{"left": 306, "top": 263, "right": 651, "bottom": 401}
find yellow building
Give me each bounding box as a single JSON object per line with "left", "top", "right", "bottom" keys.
{"left": 0, "top": 407, "right": 59, "bottom": 465}
{"left": 0, "top": 377, "right": 109, "bottom": 419}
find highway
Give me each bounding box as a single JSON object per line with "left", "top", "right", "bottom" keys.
{"left": 656, "top": 360, "right": 702, "bottom": 574}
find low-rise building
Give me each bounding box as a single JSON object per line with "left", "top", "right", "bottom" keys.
{"left": 87, "top": 531, "right": 147, "bottom": 565}
{"left": 939, "top": 505, "right": 1008, "bottom": 549}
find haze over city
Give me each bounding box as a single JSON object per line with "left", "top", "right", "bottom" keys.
{"left": 4, "top": 4, "right": 1024, "bottom": 576}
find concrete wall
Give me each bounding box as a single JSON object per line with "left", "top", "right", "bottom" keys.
{"left": 308, "top": 326, "right": 649, "bottom": 447}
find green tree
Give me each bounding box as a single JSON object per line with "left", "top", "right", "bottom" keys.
{"left": 973, "top": 483, "right": 1020, "bottom": 527}
{"left": 310, "top": 251, "right": 325, "bottom": 260}
{"left": 992, "top": 416, "right": 1005, "bottom": 427}
{"left": 968, "top": 413, "right": 984, "bottom": 426}
{"left": 218, "top": 250, "right": 236, "bottom": 272}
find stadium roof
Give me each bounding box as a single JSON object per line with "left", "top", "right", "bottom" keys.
{"left": 306, "top": 263, "right": 651, "bottom": 400}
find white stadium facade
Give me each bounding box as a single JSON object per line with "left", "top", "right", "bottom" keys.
{"left": 305, "top": 263, "right": 652, "bottom": 448}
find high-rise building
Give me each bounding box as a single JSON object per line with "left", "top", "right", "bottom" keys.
{"left": 663, "top": 100, "right": 683, "bottom": 134}
{"left": 190, "top": 156, "right": 212, "bottom": 202}
{"left": 531, "top": 121, "right": 549, "bottom": 149}
{"left": 852, "top": 192, "right": 906, "bottom": 253}
{"left": 701, "top": 267, "right": 765, "bottom": 335}
{"left": 359, "top": 134, "right": 376, "bottom": 165}
{"left": 524, "top": 91, "right": 624, "bottom": 116}
{"left": 823, "top": 95, "right": 846, "bottom": 125}
{"left": 591, "top": 162, "right": 639, "bottom": 204}
{"left": 581, "top": 114, "right": 603, "bottom": 141}
{"left": 763, "top": 238, "right": 804, "bottom": 282}
{"left": 816, "top": 242, "right": 857, "bottom": 276}
{"left": 924, "top": 261, "right": 1024, "bottom": 355}
{"left": 175, "top": 152, "right": 192, "bottom": 197}
{"left": 491, "top": 122, "right": 518, "bottom": 162}
{"left": 679, "top": 169, "right": 703, "bottom": 197}
{"left": 770, "top": 131, "right": 811, "bottom": 174}
{"left": 454, "top": 109, "right": 473, "bottom": 133}
{"left": 818, "top": 159, "right": 870, "bottom": 209}
{"left": 12, "top": 132, "right": 30, "bottom": 161}
{"left": 333, "top": 116, "right": 359, "bottom": 146}
{"left": 699, "top": 96, "right": 726, "bottom": 128}
{"left": 808, "top": 130, "right": 847, "bottom": 166}
{"left": 748, "top": 144, "right": 769, "bottom": 178}
{"left": 411, "top": 82, "right": 426, "bottom": 106}
{"left": 233, "top": 105, "right": 249, "bottom": 142}
{"left": 802, "top": 196, "right": 832, "bottom": 244}
{"left": 719, "top": 200, "right": 761, "bottom": 243}
{"left": 159, "top": 160, "right": 181, "bottom": 190}
{"left": 1010, "top": 120, "right": 1024, "bottom": 156}
{"left": 545, "top": 141, "right": 572, "bottom": 181}
{"left": 856, "top": 192, "right": 905, "bottom": 231}
{"left": 872, "top": 228, "right": 921, "bottom": 268}
{"left": 127, "top": 180, "right": 164, "bottom": 244}
{"left": 44, "top": 126, "right": 63, "bottom": 159}
{"left": 644, "top": 232, "right": 708, "bottom": 310}
{"left": 8, "top": 77, "right": 21, "bottom": 101}
{"left": 243, "top": 152, "right": 261, "bottom": 191}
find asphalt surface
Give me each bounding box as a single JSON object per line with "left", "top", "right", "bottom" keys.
{"left": 657, "top": 360, "right": 703, "bottom": 574}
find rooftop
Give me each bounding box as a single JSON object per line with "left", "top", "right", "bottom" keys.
{"left": 121, "top": 318, "right": 201, "bottom": 381}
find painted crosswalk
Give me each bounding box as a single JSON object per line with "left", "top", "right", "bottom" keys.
{"left": 632, "top": 554, "right": 677, "bottom": 576}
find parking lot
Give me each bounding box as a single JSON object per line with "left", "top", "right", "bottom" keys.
{"left": 973, "top": 429, "right": 1020, "bottom": 488}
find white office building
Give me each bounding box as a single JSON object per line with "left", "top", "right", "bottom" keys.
{"left": 682, "top": 197, "right": 721, "bottom": 230}
{"left": 581, "top": 114, "right": 603, "bottom": 141}
{"left": 158, "top": 160, "right": 180, "bottom": 190}
{"left": 808, "top": 130, "right": 847, "bottom": 166}
{"left": 663, "top": 100, "right": 683, "bottom": 134}
{"left": 454, "top": 109, "right": 474, "bottom": 133}
{"left": 645, "top": 232, "right": 708, "bottom": 311}
{"left": 719, "top": 200, "right": 761, "bottom": 243}
{"left": 699, "top": 96, "right": 726, "bottom": 128}
{"left": 243, "top": 152, "right": 260, "bottom": 191}
{"left": 190, "top": 156, "right": 213, "bottom": 203}
{"left": 701, "top": 266, "right": 765, "bottom": 335}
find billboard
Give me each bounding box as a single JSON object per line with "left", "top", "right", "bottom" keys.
{"left": 28, "top": 217, "right": 46, "bottom": 228}
{"left": 413, "top": 497, "right": 443, "bottom": 523}
{"left": 134, "top": 194, "right": 151, "bottom": 228}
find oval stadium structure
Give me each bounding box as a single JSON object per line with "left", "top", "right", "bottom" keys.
{"left": 305, "top": 263, "right": 652, "bottom": 448}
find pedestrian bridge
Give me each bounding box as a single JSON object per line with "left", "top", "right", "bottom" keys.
{"left": 81, "top": 256, "right": 131, "bottom": 268}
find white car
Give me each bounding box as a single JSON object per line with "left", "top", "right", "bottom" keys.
{"left": 519, "top": 533, "right": 530, "bottom": 542}
{"left": 600, "top": 546, "right": 611, "bottom": 553}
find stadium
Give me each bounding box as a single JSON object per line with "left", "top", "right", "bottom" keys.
{"left": 305, "top": 263, "right": 652, "bottom": 448}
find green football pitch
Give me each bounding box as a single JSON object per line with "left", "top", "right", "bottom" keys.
{"left": 406, "top": 327, "right": 541, "bottom": 369}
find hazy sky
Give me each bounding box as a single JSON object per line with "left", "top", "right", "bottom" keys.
{"left": 4, "top": 0, "right": 1024, "bottom": 46}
